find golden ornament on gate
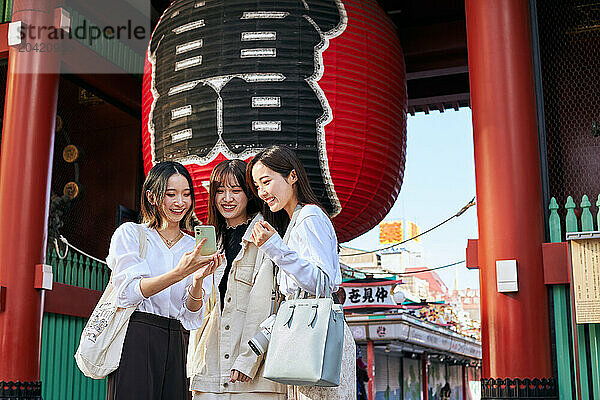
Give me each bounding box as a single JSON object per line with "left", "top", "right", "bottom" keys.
{"left": 63, "top": 182, "right": 80, "bottom": 199}
{"left": 63, "top": 145, "right": 79, "bottom": 163}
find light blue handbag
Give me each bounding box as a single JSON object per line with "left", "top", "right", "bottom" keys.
{"left": 263, "top": 270, "right": 345, "bottom": 386}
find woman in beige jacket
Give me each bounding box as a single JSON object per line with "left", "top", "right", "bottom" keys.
{"left": 189, "top": 160, "right": 286, "bottom": 400}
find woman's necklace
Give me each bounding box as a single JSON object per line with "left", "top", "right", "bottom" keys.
{"left": 157, "top": 229, "right": 183, "bottom": 248}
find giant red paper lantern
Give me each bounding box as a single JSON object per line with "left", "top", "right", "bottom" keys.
{"left": 142, "top": 0, "right": 407, "bottom": 242}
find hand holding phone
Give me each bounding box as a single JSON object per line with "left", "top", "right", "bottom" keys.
{"left": 174, "top": 227, "right": 220, "bottom": 281}
{"left": 194, "top": 225, "right": 217, "bottom": 256}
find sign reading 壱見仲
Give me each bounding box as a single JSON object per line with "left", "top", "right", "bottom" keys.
{"left": 342, "top": 284, "right": 397, "bottom": 308}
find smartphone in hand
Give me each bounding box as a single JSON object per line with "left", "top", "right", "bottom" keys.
{"left": 194, "top": 225, "right": 217, "bottom": 256}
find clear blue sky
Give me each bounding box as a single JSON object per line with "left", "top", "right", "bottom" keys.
{"left": 343, "top": 108, "right": 480, "bottom": 291}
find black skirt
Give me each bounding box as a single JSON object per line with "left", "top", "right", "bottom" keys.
{"left": 107, "top": 311, "right": 189, "bottom": 400}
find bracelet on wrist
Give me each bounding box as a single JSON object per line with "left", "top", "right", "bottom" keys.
{"left": 187, "top": 285, "right": 205, "bottom": 302}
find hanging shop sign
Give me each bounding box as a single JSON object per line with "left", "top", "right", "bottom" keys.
{"left": 450, "top": 338, "right": 483, "bottom": 359}
{"left": 341, "top": 280, "right": 402, "bottom": 309}
{"left": 368, "top": 322, "right": 409, "bottom": 340}
{"left": 142, "top": 0, "right": 407, "bottom": 242}
{"left": 406, "top": 325, "right": 452, "bottom": 351}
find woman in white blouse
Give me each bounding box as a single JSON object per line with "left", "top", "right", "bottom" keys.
{"left": 106, "top": 161, "right": 222, "bottom": 400}
{"left": 247, "top": 145, "right": 356, "bottom": 400}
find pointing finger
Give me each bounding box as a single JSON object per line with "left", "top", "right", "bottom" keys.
{"left": 193, "top": 238, "right": 207, "bottom": 256}
{"left": 260, "top": 220, "right": 271, "bottom": 229}
{"left": 195, "top": 238, "right": 207, "bottom": 251}
{"left": 260, "top": 223, "right": 272, "bottom": 234}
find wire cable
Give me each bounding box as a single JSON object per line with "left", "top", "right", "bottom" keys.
{"left": 341, "top": 260, "right": 466, "bottom": 277}
{"left": 340, "top": 196, "right": 476, "bottom": 257}
{"left": 397, "top": 260, "right": 465, "bottom": 275}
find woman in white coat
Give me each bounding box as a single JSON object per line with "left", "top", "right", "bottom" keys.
{"left": 189, "top": 159, "right": 286, "bottom": 400}
{"left": 247, "top": 145, "right": 356, "bottom": 400}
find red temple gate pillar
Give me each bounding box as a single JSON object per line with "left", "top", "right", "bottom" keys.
{"left": 465, "top": 0, "right": 555, "bottom": 396}
{"left": 0, "top": 0, "right": 59, "bottom": 397}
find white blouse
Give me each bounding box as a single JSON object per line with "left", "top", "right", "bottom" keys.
{"left": 259, "top": 204, "right": 342, "bottom": 296}
{"left": 106, "top": 222, "right": 211, "bottom": 330}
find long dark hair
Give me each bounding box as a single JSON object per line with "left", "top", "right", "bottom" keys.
{"left": 140, "top": 161, "right": 196, "bottom": 231}
{"left": 246, "top": 145, "right": 325, "bottom": 235}
{"left": 207, "top": 159, "right": 259, "bottom": 243}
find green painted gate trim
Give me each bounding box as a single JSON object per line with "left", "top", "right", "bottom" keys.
{"left": 41, "top": 313, "right": 107, "bottom": 400}
{"left": 0, "top": 0, "right": 12, "bottom": 23}
{"left": 41, "top": 246, "right": 110, "bottom": 400}
{"left": 0, "top": 3, "right": 144, "bottom": 73}
{"left": 548, "top": 195, "right": 600, "bottom": 400}
{"left": 66, "top": 7, "right": 145, "bottom": 75}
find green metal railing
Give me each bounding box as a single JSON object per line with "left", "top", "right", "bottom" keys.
{"left": 49, "top": 245, "right": 110, "bottom": 290}
{"left": 41, "top": 246, "right": 110, "bottom": 400}
{"left": 549, "top": 194, "right": 600, "bottom": 400}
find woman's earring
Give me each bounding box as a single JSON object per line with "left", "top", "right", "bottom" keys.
{"left": 289, "top": 170, "right": 298, "bottom": 184}
{"left": 146, "top": 190, "right": 157, "bottom": 206}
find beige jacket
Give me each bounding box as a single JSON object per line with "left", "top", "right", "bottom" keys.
{"left": 189, "top": 214, "right": 286, "bottom": 394}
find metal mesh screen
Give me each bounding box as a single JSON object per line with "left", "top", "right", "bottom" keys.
{"left": 537, "top": 0, "right": 600, "bottom": 213}
{"left": 50, "top": 78, "right": 142, "bottom": 260}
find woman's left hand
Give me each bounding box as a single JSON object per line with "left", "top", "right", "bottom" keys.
{"left": 230, "top": 369, "right": 251, "bottom": 383}
{"left": 251, "top": 220, "right": 277, "bottom": 247}
{"left": 192, "top": 253, "right": 224, "bottom": 285}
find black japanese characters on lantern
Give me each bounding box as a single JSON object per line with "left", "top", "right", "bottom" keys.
{"left": 147, "top": 0, "right": 346, "bottom": 215}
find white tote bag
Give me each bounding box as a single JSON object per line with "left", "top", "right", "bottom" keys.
{"left": 74, "top": 224, "right": 147, "bottom": 379}
{"left": 263, "top": 271, "right": 344, "bottom": 386}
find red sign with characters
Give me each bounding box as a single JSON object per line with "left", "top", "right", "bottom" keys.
{"left": 142, "top": 0, "right": 407, "bottom": 242}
